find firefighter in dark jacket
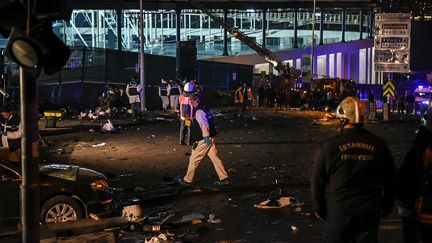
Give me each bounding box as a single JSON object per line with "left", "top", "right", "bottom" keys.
{"left": 0, "top": 103, "right": 21, "bottom": 162}
{"left": 397, "top": 107, "right": 432, "bottom": 243}
{"left": 175, "top": 93, "right": 230, "bottom": 186}
{"left": 311, "top": 96, "right": 396, "bottom": 243}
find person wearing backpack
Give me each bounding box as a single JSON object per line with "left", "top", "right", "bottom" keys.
{"left": 397, "top": 107, "right": 432, "bottom": 243}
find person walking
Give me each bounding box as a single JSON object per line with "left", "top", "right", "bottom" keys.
{"left": 311, "top": 96, "right": 396, "bottom": 243}
{"left": 125, "top": 77, "right": 142, "bottom": 118}
{"left": 0, "top": 103, "right": 21, "bottom": 163}
{"left": 175, "top": 93, "right": 231, "bottom": 186}
{"left": 179, "top": 82, "right": 195, "bottom": 145}
{"left": 168, "top": 78, "right": 181, "bottom": 114}
{"left": 397, "top": 107, "right": 432, "bottom": 243}
{"left": 158, "top": 79, "right": 170, "bottom": 112}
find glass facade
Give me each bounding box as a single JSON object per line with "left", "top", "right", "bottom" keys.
{"left": 0, "top": 8, "right": 372, "bottom": 59}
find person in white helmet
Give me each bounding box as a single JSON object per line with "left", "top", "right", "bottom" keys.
{"left": 158, "top": 79, "right": 170, "bottom": 112}
{"left": 179, "top": 81, "right": 195, "bottom": 145}
{"left": 311, "top": 96, "right": 396, "bottom": 243}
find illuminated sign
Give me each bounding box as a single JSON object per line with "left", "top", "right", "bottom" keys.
{"left": 376, "top": 23, "right": 410, "bottom": 36}
{"left": 374, "top": 13, "right": 411, "bottom": 73}
{"left": 375, "top": 37, "right": 410, "bottom": 50}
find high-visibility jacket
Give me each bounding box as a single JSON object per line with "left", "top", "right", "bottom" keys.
{"left": 179, "top": 94, "right": 193, "bottom": 119}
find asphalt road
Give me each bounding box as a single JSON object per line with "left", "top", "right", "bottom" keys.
{"left": 41, "top": 108, "right": 417, "bottom": 242}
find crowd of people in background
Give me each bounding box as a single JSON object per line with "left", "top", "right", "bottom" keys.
{"left": 95, "top": 75, "right": 428, "bottom": 123}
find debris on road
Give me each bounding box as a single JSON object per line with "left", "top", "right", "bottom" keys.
{"left": 207, "top": 214, "right": 222, "bottom": 224}
{"left": 92, "top": 142, "right": 107, "bottom": 147}
{"left": 101, "top": 119, "right": 117, "bottom": 133}
{"left": 254, "top": 196, "right": 297, "bottom": 209}
{"left": 173, "top": 213, "right": 205, "bottom": 225}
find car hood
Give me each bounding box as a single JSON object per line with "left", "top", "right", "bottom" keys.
{"left": 39, "top": 164, "right": 106, "bottom": 182}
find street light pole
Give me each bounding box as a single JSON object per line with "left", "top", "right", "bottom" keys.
{"left": 139, "top": 0, "right": 146, "bottom": 111}
{"left": 310, "top": 0, "right": 317, "bottom": 81}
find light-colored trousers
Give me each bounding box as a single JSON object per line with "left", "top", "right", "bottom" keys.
{"left": 183, "top": 138, "right": 229, "bottom": 183}
{"left": 170, "top": 95, "right": 179, "bottom": 112}
{"left": 161, "top": 96, "right": 169, "bottom": 110}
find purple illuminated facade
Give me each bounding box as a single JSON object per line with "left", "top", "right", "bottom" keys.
{"left": 208, "top": 39, "right": 383, "bottom": 85}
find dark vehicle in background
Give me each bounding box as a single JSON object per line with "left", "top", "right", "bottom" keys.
{"left": 0, "top": 160, "right": 113, "bottom": 233}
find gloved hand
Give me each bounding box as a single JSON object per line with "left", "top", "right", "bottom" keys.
{"left": 203, "top": 137, "right": 212, "bottom": 146}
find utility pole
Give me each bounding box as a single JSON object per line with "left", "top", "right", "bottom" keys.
{"left": 310, "top": 0, "right": 317, "bottom": 81}
{"left": 139, "top": 0, "right": 146, "bottom": 111}
{"left": 21, "top": 5, "right": 40, "bottom": 240}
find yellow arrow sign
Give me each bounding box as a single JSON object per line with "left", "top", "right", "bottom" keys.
{"left": 383, "top": 88, "right": 395, "bottom": 98}
{"left": 383, "top": 80, "right": 395, "bottom": 91}
{"left": 383, "top": 80, "right": 396, "bottom": 98}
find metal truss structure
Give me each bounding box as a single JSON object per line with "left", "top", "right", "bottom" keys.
{"left": 57, "top": 8, "right": 372, "bottom": 57}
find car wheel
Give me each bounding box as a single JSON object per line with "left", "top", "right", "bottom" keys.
{"left": 40, "top": 195, "right": 84, "bottom": 224}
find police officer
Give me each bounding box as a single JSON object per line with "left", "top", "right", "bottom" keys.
{"left": 126, "top": 77, "right": 142, "bottom": 118}
{"left": 311, "top": 96, "right": 396, "bottom": 243}
{"left": 176, "top": 93, "right": 230, "bottom": 186}
{"left": 158, "top": 79, "right": 169, "bottom": 112}
{"left": 167, "top": 78, "right": 181, "bottom": 113}
{"left": 0, "top": 103, "right": 21, "bottom": 163}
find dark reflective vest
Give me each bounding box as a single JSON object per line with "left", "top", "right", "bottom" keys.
{"left": 192, "top": 104, "right": 217, "bottom": 142}
{"left": 170, "top": 82, "right": 180, "bottom": 95}
{"left": 159, "top": 84, "right": 168, "bottom": 96}
{"left": 128, "top": 82, "right": 138, "bottom": 96}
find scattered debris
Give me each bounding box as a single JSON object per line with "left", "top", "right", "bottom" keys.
{"left": 207, "top": 214, "right": 222, "bottom": 224}
{"left": 122, "top": 205, "right": 144, "bottom": 223}
{"left": 101, "top": 119, "right": 117, "bottom": 133}
{"left": 290, "top": 225, "right": 298, "bottom": 233}
{"left": 173, "top": 213, "right": 205, "bottom": 225}
{"left": 254, "top": 197, "right": 296, "bottom": 209}
{"left": 92, "top": 142, "right": 107, "bottom": 147}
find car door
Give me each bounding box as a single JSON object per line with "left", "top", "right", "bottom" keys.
{"left": 0, "top": 164, "right": 21, "bottom": 231}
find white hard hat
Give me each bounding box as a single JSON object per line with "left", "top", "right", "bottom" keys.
{"left": 336, "top": 96, "right": 366, "bottom": 124}
{"left": 183, "top": 82, "right": 195, "bottom": 93}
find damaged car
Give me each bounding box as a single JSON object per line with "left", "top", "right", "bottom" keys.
{"left": 0, "top": 159, "right": 113, "bottom": 232}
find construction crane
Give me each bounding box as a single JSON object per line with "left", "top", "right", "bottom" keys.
{"left": 188, "top": 0, "right": 301, "bottom": 81}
